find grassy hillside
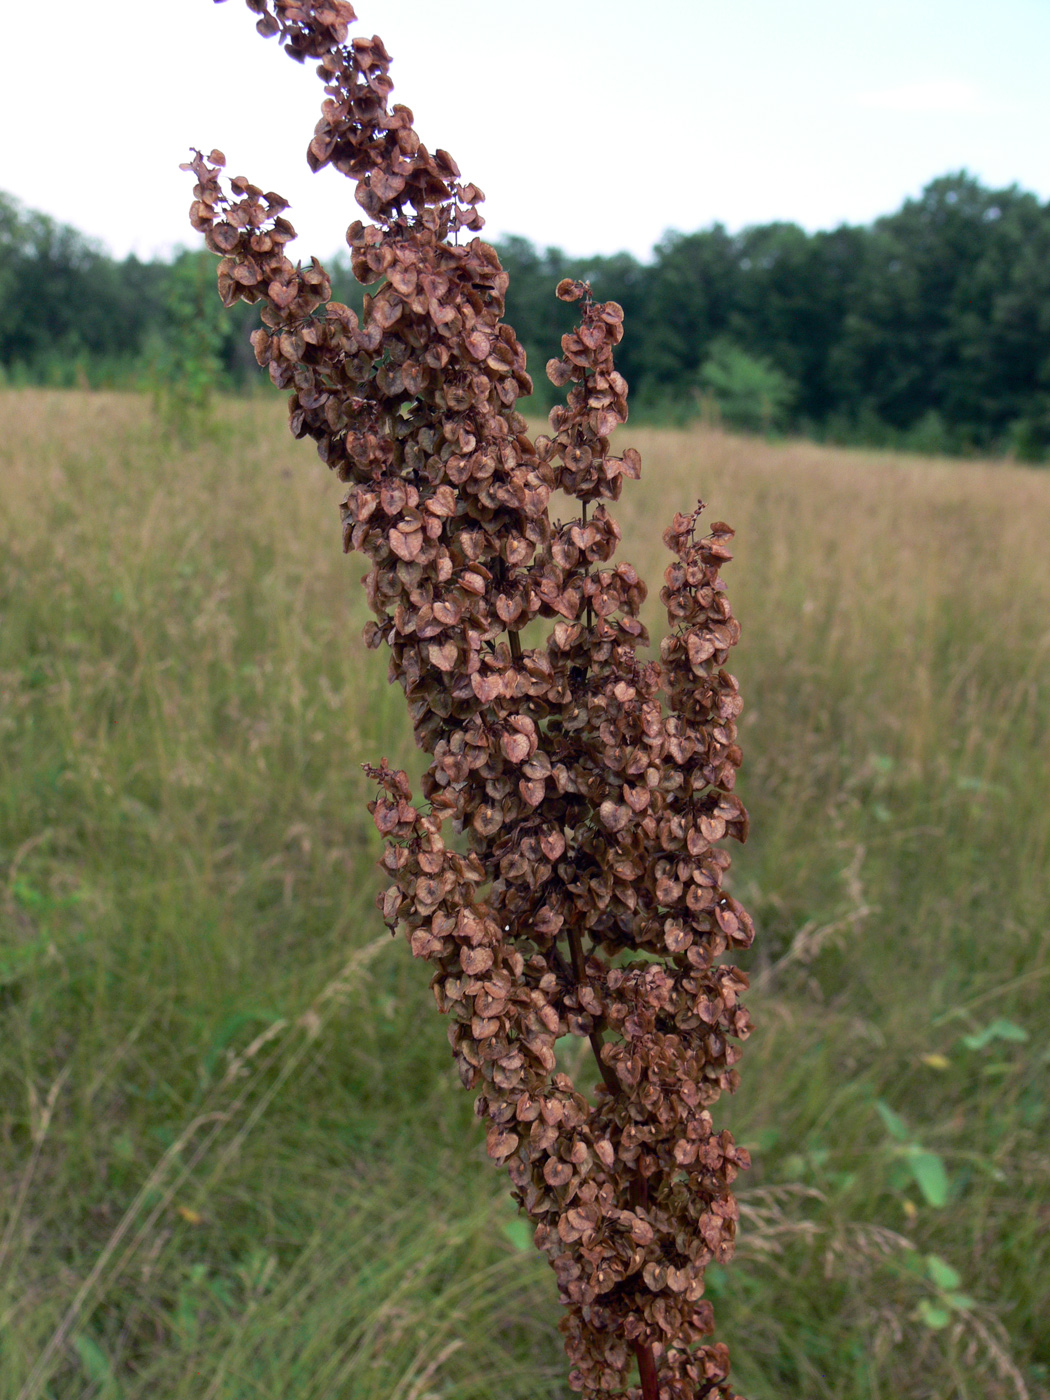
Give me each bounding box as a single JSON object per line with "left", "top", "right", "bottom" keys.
{"left": 1, "top": 390, "right": 1047, "bottom": 1400}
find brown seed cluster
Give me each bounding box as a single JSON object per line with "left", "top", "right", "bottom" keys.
{"left": 186, "top": 5, "right": 753, "bottom": 1397}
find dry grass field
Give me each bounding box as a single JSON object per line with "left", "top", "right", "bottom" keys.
{"left": 1, "top": 389, "right": 1048, "bottom": 1399}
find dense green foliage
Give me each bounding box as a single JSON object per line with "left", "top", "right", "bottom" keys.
{"left": 497, "top": 173, "right": 1050, "bottom": 458}
{"left": 0, "top": 193, "right": 365, "bottom": 393}
{"left": 2, "top": 394, "right": 1047, "bottom": 1399}
{"left": 2, "top": 172, "right": 1050, "bottom": 456}
{"left": 0, "top": 191, "right": 166, "bottom": 387}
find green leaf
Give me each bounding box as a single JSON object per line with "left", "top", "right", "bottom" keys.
{"left": 207, "top": 1276, "right": 234, "bottom": 1308}
{"left": 961, "top": 1018, "right": 1028, "bottom": 1051}
{"left": 946, "top": 1292, "right": 976, "bottom": 1312}
{"left": 73, "top": 1335, "right": 116, "bottom": 1385}
{"left": 925, "top": 1254, "right": 961, "bottom": 1291}
{"left": 906, "top": 1148, "right": 950, "bottom": 1207}
{"left": 917, "top": 1299, "right": 951, "bottom": 1330}
{"left": 10, "top": 877, "right": 52, "bottom": 910}
{"left": 989, "top": 1017, "right": 1028, "bottom": 1041}
{"left": 875, "top": 1099, "right": 910, "bottom": 1142}
{"left": 502, "top": 1218, "right": 533, "bottom": 1253}
{"left": 887, "top": 1160, "right": 912, "bottom": 1193}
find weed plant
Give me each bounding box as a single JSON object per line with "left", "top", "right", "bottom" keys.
{"left": 182, "top": 3, "right": 759, "bottom": 1393}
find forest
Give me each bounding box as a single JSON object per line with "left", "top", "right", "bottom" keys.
{"left": 2, "top": 170, "right": 1049, "bottom": 459}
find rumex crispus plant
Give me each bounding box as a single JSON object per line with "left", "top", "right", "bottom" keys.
{"left": 184, "top": 4, "right": 755, "bottom": 1396}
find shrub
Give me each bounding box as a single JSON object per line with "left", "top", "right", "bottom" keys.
{"left": 150, "top": 249, "right": 227, "bottom": 441}
{"left": 697, "top": 338, "right": 795, "bottom": 435}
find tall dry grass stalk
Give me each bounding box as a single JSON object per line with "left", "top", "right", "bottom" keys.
{"left": 184, "top": 3, "right": 756, "bottom": 1396}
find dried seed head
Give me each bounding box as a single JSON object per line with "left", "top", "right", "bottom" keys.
{"left": 189, "top": 7, "right": 753, "bottom": 1398}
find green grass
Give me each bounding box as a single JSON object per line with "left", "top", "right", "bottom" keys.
{"left": 1, "top": 391, "right": 1047, "bottom": 1399}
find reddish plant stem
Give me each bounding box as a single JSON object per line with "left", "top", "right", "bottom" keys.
{"left": 587, "top": 1032, "right": 619, "bottom": 1096}
{"left": 567, "top": 927, "right": 620, "bottom": 1096}
{"left": 568, "top": 926, "right": 659, "bottom": 1396}
{"left": 634, "top": 1338, "right": 660, "bottom": 1400}
{"left": 566, "top": 923, "right": 587, "bottom": 984}
{"left": 520, "top": 489, "right": 658, "bottom": 1397}
{"left": 628, "top": 1151, "right": 655, "bottom": 1393}
{"left": 581, "top": 499, "right": 594, "bottom": 634}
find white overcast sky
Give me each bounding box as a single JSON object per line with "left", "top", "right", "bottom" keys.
{"left": 2, "top": 0, "right": 1047, "bottom": 264}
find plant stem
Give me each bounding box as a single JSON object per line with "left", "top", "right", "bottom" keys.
{"left": 587, "top": 1034, "right": 618, "bottom": 1096}
{"left": 581, "top": 499, "right": 594, "bottom": 634}
{"left": 567, "top": 927, "right": 620, "bottom": 1096}
{"left": 567, "top": 925, "right": 658, "bottom": 1397}
{"left": 634, "top": 1338, "right": 659, "bottom": 1400}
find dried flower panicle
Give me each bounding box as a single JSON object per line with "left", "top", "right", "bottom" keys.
{"left": 185, "top": 5, "right": 754, "bottom": 1397}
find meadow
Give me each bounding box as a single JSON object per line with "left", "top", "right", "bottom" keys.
{"left": 1, "top": 389, "right": 1047, "bottom": 1400}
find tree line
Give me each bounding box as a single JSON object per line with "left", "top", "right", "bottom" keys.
{"left": 2, "top": 171, "right": 1048, "bottom": 459}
